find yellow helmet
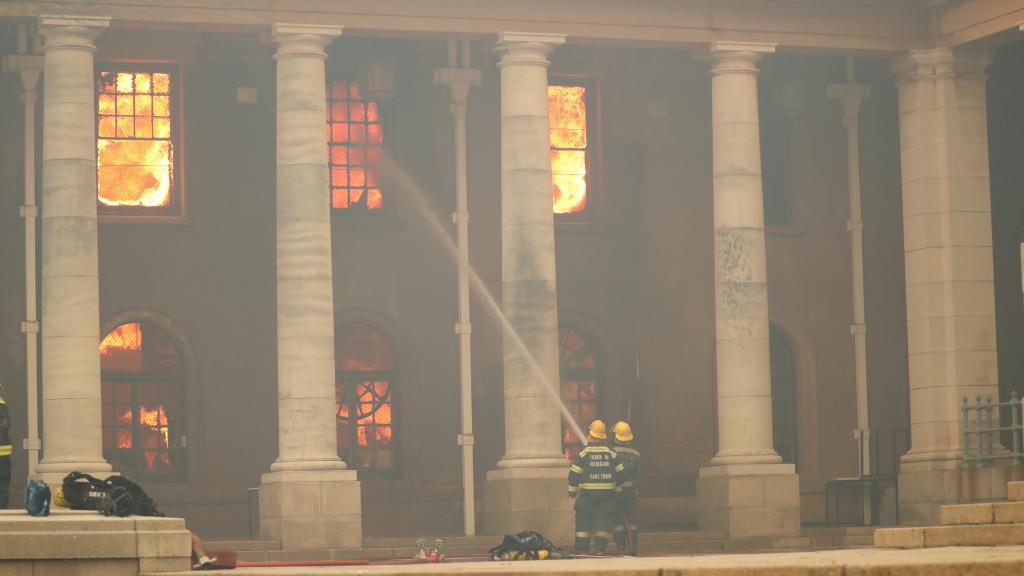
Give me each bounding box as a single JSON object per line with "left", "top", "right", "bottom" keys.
{"left": 588, "top": 419, "right": 607, "bottom": 440}
{"left": 613, "top": 421, "right": 634, "bottom": 442}
{"left": 53, "top": 486, "right": 70, "bottom": 508}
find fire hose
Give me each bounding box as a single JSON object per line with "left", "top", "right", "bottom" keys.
{"left": 235, "top": 559, "right": 369, "bottom": 567}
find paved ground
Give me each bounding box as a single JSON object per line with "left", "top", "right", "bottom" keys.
{"left": 151, "top": 545, "right": 1024, "bottom": 575}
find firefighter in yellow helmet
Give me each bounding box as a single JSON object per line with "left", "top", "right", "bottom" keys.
{"left": 611, "top": 421, "right": 640, "bottom": 554}
{"left": 0, "top": 389, "right": 11, "bottom": 508}
{"left": 568, "top": 419, "right": 623, "bottom": 555}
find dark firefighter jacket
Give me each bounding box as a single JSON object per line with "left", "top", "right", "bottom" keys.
{"left": 613, "top": 445, "right": 640, "bottom": 496}
{"left": 568, "top": 443, "right": 623, "bottom": 497}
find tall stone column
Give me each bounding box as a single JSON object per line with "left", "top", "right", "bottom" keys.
{"left": 696, "top": 42, "right": 800, "bottom": 539}
{"left": 483, "top": 32, "right": 572, "bottom": 542}
{"left": 258, "top": 23, "right": 362, "bottom": 550}
{"left": 890, "top": 48, "right": 1001, "bottom": 524}
{"left": 35, "top": 15, "right": 112, "bottom": 485}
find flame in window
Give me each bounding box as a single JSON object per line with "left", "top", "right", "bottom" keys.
{"left": 97, "top": 70, "right": 174, "bottom": 208}
{"left": 549, "top": 85, "right": 588, "bottom": 215}
{"left": 100, "top": 323, "right": 142, "bottom": 354}
{"left": 115, "top": 406, "right": 171, "bottom": 471}
{"left": 328, "top": 81, "right": 384, "bottom": 210}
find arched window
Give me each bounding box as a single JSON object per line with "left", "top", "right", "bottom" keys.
{"left": 559, "top": 325, "right": 601, "bottom": 460}
{"left": 770, "top": 323, "right": 798, "bottom": 465}
{"left": 335, "top": 322, "right": 396, "bottom": 472}
{"left": 100, "top": 321, "right": 184, "bottom": 479}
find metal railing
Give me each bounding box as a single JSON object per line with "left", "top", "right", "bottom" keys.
{"left": 961, "top": 391, "right": 1024, "bottom": 467}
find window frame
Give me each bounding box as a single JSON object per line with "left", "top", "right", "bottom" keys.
{"left": 95, "top": 60, "right": 186, "bottom": 223}
{"left": 334, "top": 322, "right": 400, "bottom": 477}
{"left": 100, "top": 321, "right": 187, "bottom": 482}
{"left": 325, "top": 74, "right": 394, "bottom": 220}
{"left": 558, "top": 323, "right": 603, "bottom": 460}
{"left": 549, "top": 75, "right": 600, "bottom": 223}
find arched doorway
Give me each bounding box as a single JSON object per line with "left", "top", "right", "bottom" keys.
{"left": 335, "top": 322, "right": 397, "bottom": 473}
{"left": 100, "top": 320, "right": 185, "bottom": 479}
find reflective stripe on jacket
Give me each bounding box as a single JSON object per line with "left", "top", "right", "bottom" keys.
{"left": 568, "top": 444, "right": 623, "bottom": 495}
{"left": 613, "top": 444, "right": 640, "bottom": 495}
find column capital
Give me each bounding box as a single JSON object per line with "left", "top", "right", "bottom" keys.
{"left": 37, "top": 15, "right": 108, "bottom": 52}
{"left": 888, "top": 47, "right": 991, "bottom": 83}
{"left": 2, "top": 54, "right": 44, "bottom": 92}
{"left": 434, "top": 67, "right": 482, "bottom": 107}
{"left": 827, "top": 83, "right": 871, "bottom": 122}
{"left": 496, "top": 32, "right": 565, "bottom": 67}
{"left": 271, "top": 23, "right": 342, "bottom": 59}
{"left": 707, "top": 41, "right": 775, "bottom": 75}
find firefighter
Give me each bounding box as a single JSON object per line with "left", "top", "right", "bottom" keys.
{"left": 611, "top": 420, "right": 640, "bottom": 554}
{"left": 568, "top": 419, "right": 623, "bottom": 555}
{"left": 0, "top": 388, "right": 11, "bottom": 508}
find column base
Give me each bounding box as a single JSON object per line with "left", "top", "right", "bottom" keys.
{"left": 259, "top": 469, "right": 362, "bottom": 549}
{"left": 697, "top": 463, "right": 800, "bottom": 539}
{"left": 484, "top": 466, "right": 573, "bottom": 545}
{"left": 898, "top": 457, "right": 1024, "bottom": 525}
{"left": 35, "top": 460, "right": 112, "bottom": 487}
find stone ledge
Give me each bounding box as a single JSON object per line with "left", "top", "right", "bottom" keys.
{"left": 1009, "top": 482, "right": 1024, "bottom": 502}
{"left": 994, "top": 501, "right": 1024, "bottom": 524}
{"left": 874, "top": 527, "right": 925, "bottom": 548}
{"left": 941, "top": 502, "right": 994, "bottom": 525}
{"left": 875, "top": 524, "right": 1024, "bottom": 548}
{"left": 0, "top": 510, "right": 190, "bottom": 574}
{"left": 925, "top": 524, "right": 1024, "bottom": 547}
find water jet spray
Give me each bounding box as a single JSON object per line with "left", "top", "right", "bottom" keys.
{"left": 378, "top": 154, "right": 588, "bottom": 447}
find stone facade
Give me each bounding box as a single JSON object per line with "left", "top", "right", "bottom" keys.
{"left": 0, "top": 0, "right": 1023, "bottom": 542}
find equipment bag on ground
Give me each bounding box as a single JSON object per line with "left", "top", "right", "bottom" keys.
{"left": 488, "top": 531, "right": 569, "bottom": 560}
{"left": 60, "top": 472, "right": 163, "bottom": 517}
{"left": 25, "top": 480, "right": 51, "bottom": 517}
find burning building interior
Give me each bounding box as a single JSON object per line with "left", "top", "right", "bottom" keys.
{"left": 0, "top": 0, "right": 1023, "bottom": 553}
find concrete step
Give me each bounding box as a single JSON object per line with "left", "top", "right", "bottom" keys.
{"left": 637, "top": 530, "right": 724, "bottom": 542}
{"left": 802, "top": 526, "right": 876, "bottom": 537}
{"left": 940, "top": 501, "right": 1024, "bottom": 525}
{"left": 637, "top": 539, "right": 724, "bottom": 555}
{"left": 1009, "top": 481, "right": 1024, "bottom": 502}
{"left": 875, "top": 524, "right": 1024, "bottom": 548}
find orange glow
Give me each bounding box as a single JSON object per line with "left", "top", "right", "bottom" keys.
{"left": 101, "top": 323, "right": 142, "bottom": 355}
{"left": 101, "top": 323, "right": 144, "bottom": 373}
{"left": 117, "top": 429, "right": 133, "bottom": 449}
{"left": 98, "top": 140, "right": 172, "bottom": 207}
{"left": 116, "top": 406, "right": 171, "bottom": 471}
{"left": 328, "top": 80, "right": 384, "bottom": 210}
{"left": 354, "top": 382, "right": 392, "bottom": 447}
{"left": 97, "top": 70, "right": 174, "bottom": 208}
{"left": 138, "top": 405, "right": 170, "bottom": 448}
{"left": 549, "top": 85, "right": 588, "bottom": 215}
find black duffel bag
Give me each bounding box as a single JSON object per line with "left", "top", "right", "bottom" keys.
{"left": 60, "top": 472, "right": 163, "bottom": 517}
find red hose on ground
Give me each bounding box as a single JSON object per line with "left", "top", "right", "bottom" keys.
{"left": 236, "top": 559, "right": 370, "bottom": 567}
